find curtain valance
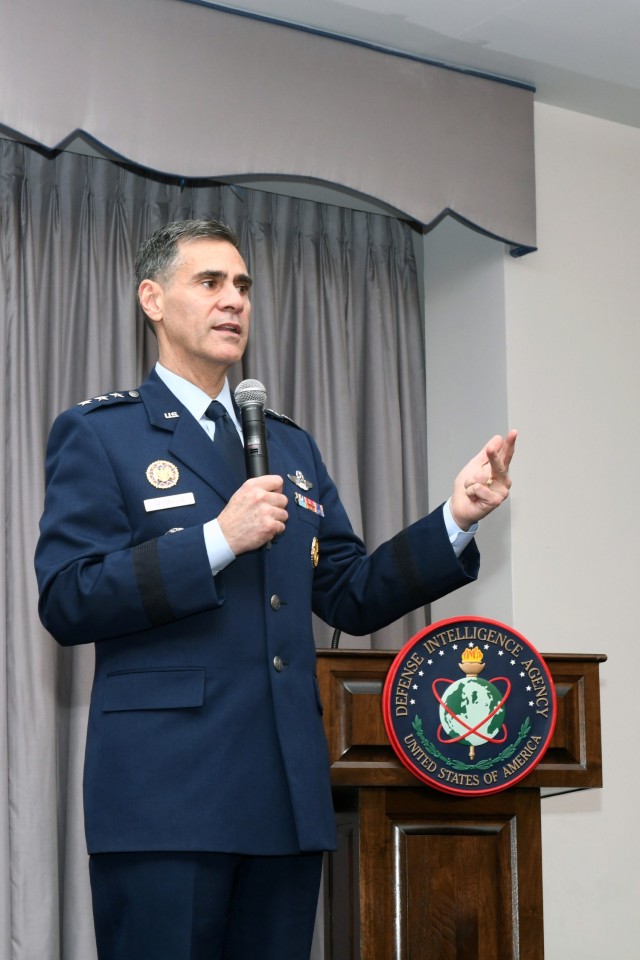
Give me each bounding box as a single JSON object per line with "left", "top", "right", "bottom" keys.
{"left": 0, "top": 0, "right": 536, "bottom": 251}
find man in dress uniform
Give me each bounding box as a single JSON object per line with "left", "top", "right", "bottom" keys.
{"left": 35, "top": 218, "right": 516, "bottom": 960}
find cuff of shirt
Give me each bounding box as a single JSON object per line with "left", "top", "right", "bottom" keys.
{"left": 443, "top": 499, "right": 478, "bottom": 557}
{"left": 203, "top": 518, "right": 236, "bottom": 575}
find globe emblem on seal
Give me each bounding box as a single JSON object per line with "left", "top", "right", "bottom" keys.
{"left": 437, "top": 647, "right": 509, "bottom": 761}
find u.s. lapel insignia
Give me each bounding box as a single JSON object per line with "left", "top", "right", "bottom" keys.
{"left": 146, "top": 460, "right": 180, "bottom": 489}
{"left": 288, "top": 470, "right": 314, "bottom": 491}
{"left": 311, "top": 537, "right": 320, "bottom": 568}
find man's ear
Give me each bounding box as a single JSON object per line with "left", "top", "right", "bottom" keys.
{"left": 138, "top": 279, "right": 163, "bottom": 325}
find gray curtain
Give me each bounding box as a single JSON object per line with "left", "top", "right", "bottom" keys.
{"left": 0, "top": 137, "right": 427, "bottom": 959}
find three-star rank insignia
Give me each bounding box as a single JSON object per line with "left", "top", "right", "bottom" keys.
{"left": 146, "top": 460, "right": 180, "bottom": 489}
{"left": 77, "top": 391, "right": 140, "bottom": 408}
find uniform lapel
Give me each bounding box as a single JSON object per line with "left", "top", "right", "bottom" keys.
{"left": 138, "top": 371, "right": 243, "bottom": 503}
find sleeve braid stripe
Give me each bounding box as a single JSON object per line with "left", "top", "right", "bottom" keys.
{"left": 390, "top": 529, "right": 424, "bottom": 596}
{"left": 132, "top": 539, "right": 176, "bottom": 628}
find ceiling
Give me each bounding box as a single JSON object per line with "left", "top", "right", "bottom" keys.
{"left": 201, "top": 0, "right": 640, "bottom": 128}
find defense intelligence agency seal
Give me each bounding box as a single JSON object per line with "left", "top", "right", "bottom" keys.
{"left": 382, "top": 617, "right": 556, "bottom": 796}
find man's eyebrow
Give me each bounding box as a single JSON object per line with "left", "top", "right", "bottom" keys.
{"left": 192, "top": 269, "right": 253, "bottom": 288}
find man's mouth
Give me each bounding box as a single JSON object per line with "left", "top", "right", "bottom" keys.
{"left": 213, "top": 322, "right": 242, "bottom": 336}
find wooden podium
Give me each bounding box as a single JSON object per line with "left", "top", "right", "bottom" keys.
{"left": 316, "top": 650, "right": 605, "bottom": 960}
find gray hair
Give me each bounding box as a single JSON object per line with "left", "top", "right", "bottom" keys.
{"left": 134, "top": 218, "right": 241, "bottom": 291}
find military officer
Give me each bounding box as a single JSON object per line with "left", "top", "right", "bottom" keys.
{"left": 35, "top": 218, "right": 516, "bottom": 960}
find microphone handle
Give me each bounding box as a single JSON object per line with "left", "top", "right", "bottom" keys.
{"left": 239, "top": 403, "right": 269, "bottom": 478}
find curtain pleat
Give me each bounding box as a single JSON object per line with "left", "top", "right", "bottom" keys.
{"left": 1, "top": 137, "right": 427, "bottom": 959}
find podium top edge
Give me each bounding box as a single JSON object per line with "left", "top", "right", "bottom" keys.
{"left": 315, "top": 649, "right": 608, "bottom": 664}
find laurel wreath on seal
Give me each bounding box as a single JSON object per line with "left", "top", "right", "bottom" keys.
{"left": 411, "top": 715, "right": 533, "bottom": 771}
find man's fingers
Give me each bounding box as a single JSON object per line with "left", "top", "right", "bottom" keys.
{"left": 485, "top": 430, "right": 517, "bottom": 479}
{"left": 497, "top": 429, "right": 518, "bottom": 468}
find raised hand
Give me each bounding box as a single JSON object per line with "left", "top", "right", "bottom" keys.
{"left": 449, "top": 430, "right": 517, "bottom": 531}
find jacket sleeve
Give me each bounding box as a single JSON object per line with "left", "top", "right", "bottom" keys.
{"left": 35, "top": 410, "right": 221, "bottom": 646}
{"left": 307, "top": 434, "right": 480, "bottom": 635}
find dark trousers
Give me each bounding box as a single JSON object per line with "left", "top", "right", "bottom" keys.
{"left": 89, "top": 850, "right": 324, "bottom": 960}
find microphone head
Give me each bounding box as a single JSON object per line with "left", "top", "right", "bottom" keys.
{"left": 234, "top": 378, "right": 267, "bottom": 410}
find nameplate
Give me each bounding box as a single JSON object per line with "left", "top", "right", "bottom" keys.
{"left": 144, "top": 492, "right": 196, "bottom": 512}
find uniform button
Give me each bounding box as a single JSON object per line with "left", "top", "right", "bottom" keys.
{"left": 265, "top": 541, "right": 272, "bottom": 550}
{"left": 273, "top": 656, "right": 284, "bottom": 672}
{"left": 270, "top": 594, "right": 281, "bottom": 610}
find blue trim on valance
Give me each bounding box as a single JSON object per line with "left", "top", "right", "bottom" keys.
{"left": 177, "top": 0, "right": 536, "bottom": 94}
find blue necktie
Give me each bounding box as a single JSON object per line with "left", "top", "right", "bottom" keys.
{"left": 205, "top": 400, "right": 245, "bottom": 483}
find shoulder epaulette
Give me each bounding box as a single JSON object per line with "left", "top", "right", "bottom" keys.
{"left": 265, "top": 407, "right": 302, "bottom": 429}
{"left": 76, "top": 390, "right": 142, "bottom": 412}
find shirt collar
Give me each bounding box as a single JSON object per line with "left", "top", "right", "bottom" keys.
{"left": 154, "top": 362, "right": 239, "bottom": 428}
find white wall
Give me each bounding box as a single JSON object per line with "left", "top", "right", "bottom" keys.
{"left": 504, "top": 102, "right": 640, "bottom": 959}
{"left": 422, "top": 101, "right": 640, "bottom": 959}
{"left": 423, "top": 217, "right": 514, "bottom": 626}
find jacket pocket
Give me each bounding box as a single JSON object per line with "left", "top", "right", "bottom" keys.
{"left": 102, "top": 667, "right": 205, "bottom": 711}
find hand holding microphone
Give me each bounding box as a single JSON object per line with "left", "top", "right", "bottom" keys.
{"left": 217, "top": 379, "right": 288, "bottom": 554}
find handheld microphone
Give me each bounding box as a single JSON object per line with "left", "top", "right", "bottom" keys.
{"left": 234, "top": 379, "right": 269, "bottom": 478}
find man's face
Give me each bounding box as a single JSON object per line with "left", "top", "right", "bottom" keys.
{"left": 142, "top": 238, "right": 252, "bottom": 379}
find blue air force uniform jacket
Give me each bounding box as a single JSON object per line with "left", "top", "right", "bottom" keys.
{"left": 35, "top": 371, "right": 480, "bottom": 856}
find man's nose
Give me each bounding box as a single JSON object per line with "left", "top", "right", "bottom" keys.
{"left": 220, "top": 283, "right": 245, "bottom": 311}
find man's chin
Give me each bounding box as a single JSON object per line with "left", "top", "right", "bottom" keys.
{"left": 208, "top": 345, "right": 246, "bottom": 368}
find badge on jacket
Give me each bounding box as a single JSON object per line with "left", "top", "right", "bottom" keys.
{"left": 294, "top": 492, "right": 324, "bottom": 517}
{"left": 288, "top": 470, "right": 313, "bottom": 491}
{"left": 146, "top": 460, "right": 179, "bottom": 489}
